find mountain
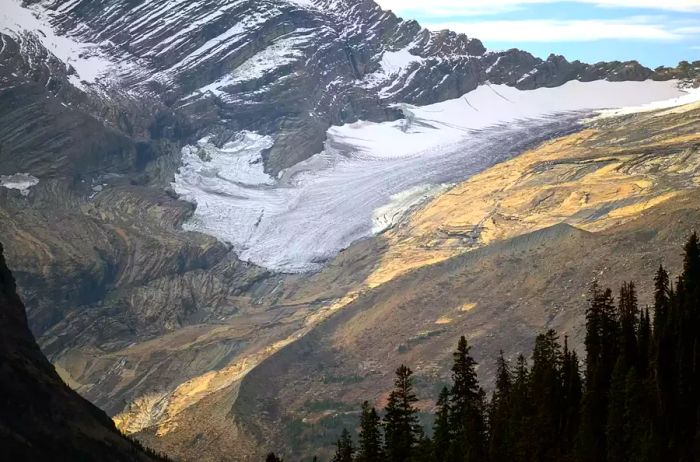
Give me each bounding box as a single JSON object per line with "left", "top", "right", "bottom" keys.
{"left": 1, "top": 0, "right": 691, "bottom": 177}
{"left": 2, "top": 0, "right": 700, "bottom": 460}
{"left": 0, "top": 241, "right": 168, "bottom": 460}
{"left": 120, "top": 99, "right": 700, "bottom": 461}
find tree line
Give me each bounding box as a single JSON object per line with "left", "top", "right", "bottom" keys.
{"left": 268, "top": 233, "right": 700, "bottom": 462}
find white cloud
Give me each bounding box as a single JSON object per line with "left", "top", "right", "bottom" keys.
{"left": 377, "top": 0, "right": 700, "bottom": 17}
{"left": 426, "top": 17, "right": 693, "bottom": 42}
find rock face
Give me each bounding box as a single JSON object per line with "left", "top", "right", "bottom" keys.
{"left": 369, "top": 100, "right": 700, "bottom": 285}
{"left": 0, "top": 241, "right": 167, "bottom": 461}
{"left": 3, "top": 0, "right": 682, "bottom": 176}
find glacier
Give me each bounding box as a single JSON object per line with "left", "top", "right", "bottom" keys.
{"left": 173, "top": 80, "right": 691, "bottom": 273}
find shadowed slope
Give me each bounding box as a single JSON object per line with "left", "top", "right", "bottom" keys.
{"left": 0, "top": 241, "right": 169, "bottom": 461}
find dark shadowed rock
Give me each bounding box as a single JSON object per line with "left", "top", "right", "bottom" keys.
{"left": 0, "top": 241, "right": 169, "bottom": 461}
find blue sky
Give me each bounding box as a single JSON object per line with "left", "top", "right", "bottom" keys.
{"left": 375, "top": 0, "right": 700, "bottom": 68}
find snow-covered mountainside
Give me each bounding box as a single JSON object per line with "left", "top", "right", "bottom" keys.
{"left": 1, "top": 0, "right": 672, "bottom": 172}
{"left": 1, "top": 0, "right": 694, "bottom": 273}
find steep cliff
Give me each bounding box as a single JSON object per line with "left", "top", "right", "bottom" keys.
{"left": 0, "top": 241, "right": 169, "bottom": 460}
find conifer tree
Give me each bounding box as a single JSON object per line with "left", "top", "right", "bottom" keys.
{"left": 529, "top": 330, "right": 564, "bottom": 462}
{"left": 637, "top": 308, "right": 652, "bottom": 378}
{"left": 488, "top": 351, "right": 513, "bottom": 462}
{"left": 412, "top": 435, "right": 434, "bottom": 462}
{"left": 652, "top": 264, "right": 674, "bottom": 450}
{"left": 618, "top": 282, "right": 639, "bottom": 370}
{"left": 432, "top": 387, "right": 452, "bottom": 462}
{"left": 605, "top": 359, "right": 627, "bottom": 462}
{"left": 682, "top": 232, "right": 700, "bottom": 294}
{"left": 448, "top": 336, "right": 487, "bottom": 462}
{"left": 357, "top": 401, "right": 384, "bottom": 462}
{"left": 622, "top": 368, "right": 652, "bottom": 462}
{"left": 384, "top": 365, "right": 422, "bottom": 462}
{"left": 674, "top": 232, "right": 700, "bottom": 460}
{"left": 561, "top": 337, "right": 582, "bottom": 458}
{"left": 510, "top": 354, "right": 534, "bottom": 462}
{"left": 578, "top": 284, "right": 618, "bottom": 462}
{"left": 653, "top": 264, "right": 670, "bottom": 335}
{"left": 331, "top": 429, "right": 354, "bottom": 462}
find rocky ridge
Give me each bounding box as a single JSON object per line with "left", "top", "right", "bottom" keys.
{"left": 5, "top": 0, "right": 691, "bottom": 175}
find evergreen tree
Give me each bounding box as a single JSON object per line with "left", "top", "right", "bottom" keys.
{"left": 331, "top": 429, "right": 354, "bottom": 462}
{"left": 674, "top": 232, "right": 700, "bottom": 460}
{"left": 411, "top": 435, "right": 434, "bottom": 462}
{"left": 357, "top": 401, "right": 384, "bottom": 462}
{"left": 683, "top": 232, "right": 700, "bottom": 294}
{"left": 510, "top": 354, "right": 534, "bottom": 462}
{"left": 433, "top": 387, "right": 452, "bottom": 462}
{"left": 488, "top": 351, "right": 513, "bottom": 462}
{"left": 637, "top": 308, "right": 652, "bottom": 378}
{"left": 622, "top": 368, "right": 652, "bottom": 462}
{"left": 652, "top": 264, "right": 674, "bottom": 453}
{"left": 578, "top": 283, "right": 618, "bottom": 462}
{"left": 448, "top": 336, "right": 487, "bottom": 462}
{"left": 529, "top": 330, "right": 564, "bottom": 462}
{"left": 605, "top": 359, "right": 627, "bottom": 462}
{"left": 384, "top": 365, "right": 422, "bottom": 462}
{"left": 652, "top": 265, "right": 670, "bottom": 335}
{"left": 618, "top": 282, "right": 639, "bottom": 370}
{"left": 561, "top": 337, "right": 582, "bottom": 458}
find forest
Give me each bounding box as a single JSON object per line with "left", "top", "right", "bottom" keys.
{"left": 268, "top": 233, "right": 700, "bottom": 462}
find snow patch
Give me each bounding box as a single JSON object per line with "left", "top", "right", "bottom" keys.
{"left": 0, "top": 173, "right": 39, "bottom": 196}
{"left": 286, "top": 0, "right": 318, "bottom": 6}
{"left": 0, "top": 0, "right": 115, "bottom": 85}
{"left": 363, "top": 44, "right": 425, "bottom": 91}
{"left": 186, "top": 30, "right": 315, "bottom": 100}
{"left": 332, "top": 80, "right": 687, "bottom": 161}
{"left": 176, "top": 133, "right": 275, "bottom": 188}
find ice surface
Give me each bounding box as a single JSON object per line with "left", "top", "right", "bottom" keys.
{"left": 178, "top": 133, "right": 275, "bottom": 186}
{"left": 172, "top": 80, "right": 691, "bottom": 273}
{"left": 332, "top": 80, "right": 687, "bottom": 161}
{"left": 596, "top": 85, "right": 700, "bottom": 118}
{"left": 372, "top": 184, "right": 449, "bottom": 234}
{"left": 0, "top": 173, "right": 39, "bottom": 196}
